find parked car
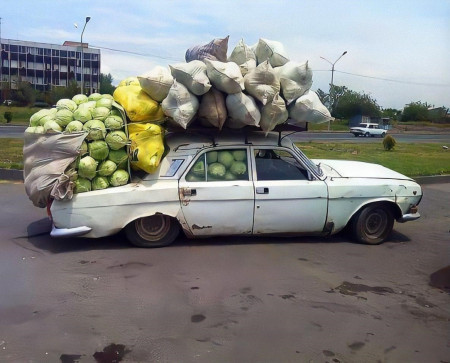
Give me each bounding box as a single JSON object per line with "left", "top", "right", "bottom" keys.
{"left": 350, "top": 122, "right": 387, "bottom": 137}
{"left": 49, "top": 131, "right": 422, "bottom": 247}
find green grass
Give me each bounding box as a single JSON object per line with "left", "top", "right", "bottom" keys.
{"left": 0, "top": 138, "right": 24, "bottom": 169}
{"left": 297, "top": 141, "right": 450, "bottom": 177}
{"left": 0, "top": 105, "right": 43, "bottom": 125}
{"left": 307, "top": 119, "right": 350, "bottom": 132}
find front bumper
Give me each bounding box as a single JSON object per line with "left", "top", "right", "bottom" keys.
{"left": 50, "top": 225, "right": 92, "bottom": 238}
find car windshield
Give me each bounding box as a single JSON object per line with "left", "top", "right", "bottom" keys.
{"left": 292, "top": 143, "right": 323, "bottom": 177}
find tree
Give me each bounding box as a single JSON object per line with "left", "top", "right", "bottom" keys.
{"left": 401, "top": 101, "right": 429, "bottom": 122}
{"left": 333, "top": 89, "right": 381, "bottom": 119}
{"left": 49, "top": 80, "right": 80, "bottom": 105}
{"left": 317, "top": 85, "right": 349, "bottom": 116}
{"left": 12, "top": 79, "right": 36, "bottom": 106}
{"left": 382, "top": 108, "right": 401, "bottom": 121}
{"left": 100, "top": 73, "right": 116, "bottom": 95}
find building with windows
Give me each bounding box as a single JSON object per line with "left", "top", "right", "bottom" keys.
{"left": 0, "top": 38, "right": 100, "bottom": 98}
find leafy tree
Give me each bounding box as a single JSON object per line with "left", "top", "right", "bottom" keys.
{"left": 401, "top": 101, "right": 430, "bottom": 122}
{"left": 333, "top": 89, "right": 381, "bottom": 119}
{"left": 49, "top": 80, "right": 80, "bottom": 105}
{"left": 317, "top": 85, "right": 350, "bottom": 116}
{"left": 12, "top": 79, "right": 36, "bottom": 106}
{"left": 382, "top": 108, "right": 401, "bottom": 121}
{"left": 100, "top": 73, "right": 116, "bottom": 95}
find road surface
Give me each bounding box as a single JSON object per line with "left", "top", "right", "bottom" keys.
{"left": 0, "top": 181, "right": 448, "bottom": 362}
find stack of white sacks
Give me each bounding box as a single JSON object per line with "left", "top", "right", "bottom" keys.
{"left": 138, "top": 36, "right": 333, "bottom": 133}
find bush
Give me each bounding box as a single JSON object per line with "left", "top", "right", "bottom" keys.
{"left": 383, "top": 134, "right": 396, "bottom": 151}
{"left": 4, "top": 111, "right": 13, "bottom": 123}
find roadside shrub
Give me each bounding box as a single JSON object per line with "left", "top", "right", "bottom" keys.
{"left": 4, "top": 111, "right": 13, "bottom": 123}
{"left": 383, "top": 134, "right": 396, "bottom": 151}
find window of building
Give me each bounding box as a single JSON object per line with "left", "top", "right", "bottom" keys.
{"left": 60, "top": 50, "right": 67, "bottom": 57}
{"left": 10, "top": 45, "right": 18, "bottom": 52}
{"left": 52, "top": 49, "right": 59, "bottom": 56}
{"left": 20, "top": 46, "right": 27, "bottom": 53}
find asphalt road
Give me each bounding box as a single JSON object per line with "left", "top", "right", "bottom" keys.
{"left": 1, "top": 125, "right": 450, "bottom": 143}
{"left": 0, "top": 181, "right": 449, "bottom": 362}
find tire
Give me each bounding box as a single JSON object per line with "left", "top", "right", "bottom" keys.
{"left": 381, "top": 132, "right": 386, "bottom": 137}
{"left": 125, "top": 214, "right": 180, "bottom": 248}
{"left": 364, "top": 132, "right": 370, "bottom": 137}
{"left": 350, "top": 204, "right": 394, "bottom": 245}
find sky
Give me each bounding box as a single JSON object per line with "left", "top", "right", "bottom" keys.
{"left": 1, "top": 0, "right": 449, "bottom": 110}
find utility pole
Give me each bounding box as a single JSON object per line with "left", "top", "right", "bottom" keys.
{"left": 76, "top": 16, "right": 91, "bottom": 95}
{"left": 320, "top": 51, "right": 347, "bottom": 130}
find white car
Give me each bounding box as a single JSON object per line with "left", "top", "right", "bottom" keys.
{"left": 350, "top": 123, "right": 387, "bottom": 137}
{"left": 49, "top": 131, "right": 422, "bottom": 247}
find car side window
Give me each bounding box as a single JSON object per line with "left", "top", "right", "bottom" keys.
{"left": 254, "top": 149, "right": 309, "bottom": 181}
{"left": 185, "top": 149, "right": 249, "bottom": 182}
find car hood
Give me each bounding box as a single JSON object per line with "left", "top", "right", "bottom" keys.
{"left": 312, "top": 159, "right": 413, "bottom": 181}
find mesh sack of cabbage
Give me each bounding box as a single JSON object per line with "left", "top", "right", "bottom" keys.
{"left": 24, "top": 94, "right": 131, "bottom": 205}
{"left": 185, "top": 150, "right": 248, "bottom": 182}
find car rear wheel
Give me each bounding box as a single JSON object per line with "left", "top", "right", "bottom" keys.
{"left": 381, "top": 132, "right": 386, "bottom": 137}
{"left": 364, "top": 132, "right": 370, "bottom": 137}
{"left": 125, "top": 214, "right": 180, "bottom": 247}
{"left": 350, "top": 204, "right": 394, "bottom": 245}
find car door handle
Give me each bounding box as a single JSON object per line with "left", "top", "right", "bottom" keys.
{"left": 256, "top": 187, "right": 269, "bottom": 194}
{"left": 181, "top": 188, "right": 197, "bottom": 197}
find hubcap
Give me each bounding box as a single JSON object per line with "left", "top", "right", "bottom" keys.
{"left": 136, "top": 215, "right": 170, "bottom": 242}
{"left": 365, "top": 210, "right": 387, "bottom": 236}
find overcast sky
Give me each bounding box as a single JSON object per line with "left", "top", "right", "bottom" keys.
{"left": 2, "top": 0, "right": 449, "bottom": 109}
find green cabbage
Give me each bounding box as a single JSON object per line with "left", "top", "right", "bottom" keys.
{"left": 65, "top": 167, "right": 78, "bottom": 181}
{"left": 230, "top": 161, "right": 247, "bottom": 176}
{"left": 80, "top": 141, "right": 88, "bottom": 156}
{"left": 65, "top": 120, "right": 84, "bottom": 133}
{"left": 98, "top": 160, "right": 117, "bottom": 176}
{"left": 186, "top": 173, "right": 205, "bottom": 182}
{"left": 92, "top": 176, "right": 110, "bottom": 190}
{"left": 74, "top": 177, "right": 91, "bottom": 193}
{"left": 30, "top": 109, "right": 53, "bottom": 127}
{"left": 83, "top": 120, "right": 106, "bottom": 140}
{"left": 102, "top": 94, "right": 114, "bottom": 100}
{"left": 232, "top": 150, "right": 246, "bottom": 161}
{"left": 88, "top": 140, "right": 109, "bottom": 161}
{"left": 109, "top": 169, "right": 129, "bottom": 187}
{"left": 208, "top": 162, "right": 226, "bottom": 178}
{"left": 224, "top": 171, "right": 237, "bottom": 180}
{"left": 108, "top": 148, "right": 128, "bottom": 169}
{"left": 78, "top": 155, "right": 98, "bottom": 180}
{"left": 206, "top": 151, "right": 218, "bottom": 164}
{"left": 105, "top": 130, "right": 128, "bottom": 150}
{"left": 73, "top": 107, "right": 93, "bottom": 123}
{"left": 92, "top": 107, "right": 110, "bottom": 121}
{"left": 218, "top": 151, "right": 234, "bottom": 168}
{"left": 104, "top": 115, "right": 124, "bottom": 130}
{"left": 55, "top": 109, "right": 74, "bottom": 128}
{"left": 34, "top": 126, "right": 45, "bottom": 134}
{"left": 25, "top": 126, "right": 36, "bottom": 133}
{"left": 44, "top": 120, "right": 63, "bottom": 133}
{"left": 88, "top": 93, "right": 103, "bottom": 101}
{"left": 192, "top": 160, "right": 205, "bottom": 176}
{"left": 56, "top": 98, "right": 77, "bottom": 112}
{"left": 96, "top": 98, "right": 113, "bottom": 109}
{"left": 72, "top": 94, "right": 89, "bottom": 105}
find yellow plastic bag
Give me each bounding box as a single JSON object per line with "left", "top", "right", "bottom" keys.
{"left": 128, "top": 123, "right": 165, "bottom": 174}
{"left": 113, "top": 84, "right": 164, "bottom": 122}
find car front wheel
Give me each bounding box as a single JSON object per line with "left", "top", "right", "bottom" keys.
{"left": 350, "top": 204, "right": 394, "bottom": 245}
{"left": 364, "top": 132, "right": 370, "bottom": 137}
{"left": 125, "top": 214, "right": 180, "bottom": 247}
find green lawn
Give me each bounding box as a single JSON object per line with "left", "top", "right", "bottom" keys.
{"left": 1, "top": 135, "right": 448, "bottom": 178}
{"left": 0, "top": 105, "right": 42, "bottom": 125}
{"left": 297, "top": 141, "right": 450, "bottom": 177}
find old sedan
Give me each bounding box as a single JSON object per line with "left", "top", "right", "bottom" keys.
{"left": 49, "top": 131, "right": 422, "bottom": 247}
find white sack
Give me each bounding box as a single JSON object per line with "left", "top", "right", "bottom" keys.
{"left": 228, "top": 39, "right": 257, "bottom": 76}
{"left": 23, "top": 131, "right": 87, "bottom": 208}
{"left": 254, "top": 38, "right": 289, "bottom": 67}
{"left": 185, "top": 36, "right": 229, "bottom": 62}
{"left": 161, "top": 80, "right": 199, "bottom": 129}
{"left": 205, "top": 59, "right": 245, "bottom": 94}
{"left": 225, "top": 92, "right": 261, "bottom": 128}
{"left": 244, "top": 60, "right": 280, "bottom": 105}
{"left": 138, "top": 66, "right": 174, "bottom": 102}
{"left": 260, "top": 93, "right": 289, "bottom": 135}
{"left": 288, "top": 90, "right": 334, "bottom": 124}
{"left": 169, "top": 60, "right": 211, "bottom": 96}
{"left": 275, "top": 61, "right": 313, "bottom": 104}
{"left": 198, "top": 88, "right": 227, "bottom": 130}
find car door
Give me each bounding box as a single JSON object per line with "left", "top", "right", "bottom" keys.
{"left": 251, "top": 147, "right": 328, "bottom": 235}
{"left": 178, "top": 147, "right": 255, "bottom": 236}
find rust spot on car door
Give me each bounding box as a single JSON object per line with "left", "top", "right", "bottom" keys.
{"left": 192, "top": 224, "right": 212, "bottom": 230}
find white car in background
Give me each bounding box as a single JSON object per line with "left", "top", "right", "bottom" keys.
{"left": 350, "top": 123, "right": 387, "bottom": 137}
{"left": 49, "top": 131, "right": 422, "bottom": 247}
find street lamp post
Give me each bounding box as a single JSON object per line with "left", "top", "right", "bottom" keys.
{"left": 320, "top": 51, "right": 347, "bottom": 130}
{"left": 78, "top": 16, "right": 91, "bottom": 95}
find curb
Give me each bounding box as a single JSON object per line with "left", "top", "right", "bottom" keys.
{"left": 1, "top": 168, "right": 449, "bottom": 185}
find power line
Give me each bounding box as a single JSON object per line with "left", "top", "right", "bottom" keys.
{"left": 91, "top": 44, "right": 183, "bottom": 62}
